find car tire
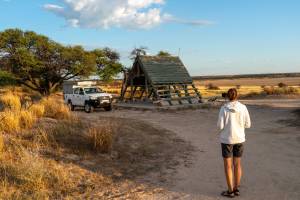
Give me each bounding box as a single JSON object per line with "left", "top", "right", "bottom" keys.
{"left": 104, "top": 105, "right": 112, "bottom": 111}
{"left": 68, "top": 101, "right": 75, "bottom": 111}
{"left": 84, "top": 103, "right": 94, "bottom": 113}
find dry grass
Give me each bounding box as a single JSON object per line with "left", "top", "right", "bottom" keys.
{"left": 41, "top": 97, "right": 72, "bottom": 120}
{"left": 19, "top": 110, "right": 37, "bottom": 129}
{"left": 0, "top": 141, "right": 79, "bottom": 200}
{"left": 87, "top": 125, "right": 113, "bottom": 153}
{"left": 0, "top": 111, "right": 20, "bottom": 133}
{"left": 263, "top": 86, "right": 299, "bottom": 95}
{"left": 0, "top": 92, "right": 21, "bottom": 111}
{"left": 29, "top": 104, "right": 45, "bottom": 118}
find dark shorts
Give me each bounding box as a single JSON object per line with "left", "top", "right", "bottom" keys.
{"left": 221, "top": 143, "right": 244, "bottom": 158}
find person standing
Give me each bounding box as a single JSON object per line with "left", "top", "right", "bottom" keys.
{"left": 217, "top": 88, "right": 251, "bottom": 198}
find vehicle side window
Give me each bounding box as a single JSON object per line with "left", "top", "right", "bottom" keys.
{"left": 74, "top": 88, "right": 79, "bottom": 94}
{"left": 79, "top": 88, "right": 84, "bottom": 95}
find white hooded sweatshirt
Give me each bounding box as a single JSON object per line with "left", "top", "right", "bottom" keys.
{"left": 217, "top": 101, "right": 251, "bottom": 144}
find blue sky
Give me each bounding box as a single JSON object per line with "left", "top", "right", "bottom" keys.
{"left": 0, "top": 0, "right": 299, "bottom": 76}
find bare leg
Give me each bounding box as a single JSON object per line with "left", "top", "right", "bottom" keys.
{"left": 223, "top": 158, "right": 234, "bottom": 192}
{"left": 233, "top": 157, "right": 242, "bottom": 190}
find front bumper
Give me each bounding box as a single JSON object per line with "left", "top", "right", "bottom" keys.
{"left": 89, "top": 98, "right": 111, "bottom": 107}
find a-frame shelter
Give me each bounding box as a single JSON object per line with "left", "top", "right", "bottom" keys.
{"left": 120, "top": 55, "right": 202, "bottom": 106}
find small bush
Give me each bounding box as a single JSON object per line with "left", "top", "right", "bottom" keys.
{"left": 278, "top": 82, "right": 287, "bottom": 88}
{"left": 87, "top": 126, "right": 113, "bottom": 153}
{"left": 263, "top": 86, "right": 299, "bottom": 95}
{"left": 29, "top": 104, "right": 45, "bottom": 118}
{"left": 0, "top": 92, "right": 21, "bottom": 111}
{"left": 41, "top": 98, "right": 71, "bottom": 120}
{"left": 19, "top": 110, "right": 37, "bottom": 129}
{"left": 236, "top": 85, "right": 241, "bottom": 89}
{"left": 206, "top": 83, "right": 220, "bottom": 90}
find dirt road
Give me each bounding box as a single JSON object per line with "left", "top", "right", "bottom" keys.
{"left": 79, "top": 99, "right": 300, "bottom": 200}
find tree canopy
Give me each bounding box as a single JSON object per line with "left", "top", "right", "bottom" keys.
{"left": 92, "top": 48, "right": 123, "bottom": 82}
{"left": 0, "top": 29, "right": 122, "bottom": 95}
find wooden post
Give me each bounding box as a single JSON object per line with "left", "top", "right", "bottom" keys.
{"left": 173, "top": 85, "right": 182, "bottom": 104}
{"left": 130, "top": 76, "right": 134, "bottom": 101}
{"left": 144, "top": 76, "right": 149, "bottom": 101}
{"left": 192, "top": 84, "right": 202, "bottom": 100}
{"left": 183, "top": 84, "right": 192, "bottom": 104}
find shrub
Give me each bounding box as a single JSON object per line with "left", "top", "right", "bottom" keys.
{"left": 0, "top": 111, "right": 20, "bottom": 133}
{"left": 41, "top": 98, "right": 71, "bottom": 120}
{"left": 278, "top": 82, "right": 287, "bottom": 88}
{"left": 206, "top": 83, "right": 220, "bottom": 90}
{"left": 29, "top": 104, "right": 45, "bottom": 118}
{"left": 87, "top": 126, "right": 113, "bottom": 153}
{"left": 263, "top": 86, "right": 299, "bottom": 95}
{"left": 0, "top": 92, "right": 21, "bottom": 111}
{"left": 19, "top": 110, "right": 37, "bottom": 129}
{"left": 236, "top": 85, "right": 241, "bottom": 89}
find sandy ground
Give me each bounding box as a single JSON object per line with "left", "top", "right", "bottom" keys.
{"left": 78, "top": 99, "right": 300, "bottom": 200}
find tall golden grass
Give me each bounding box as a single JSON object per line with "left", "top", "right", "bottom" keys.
{"left": 41, "top": 97, "right": 72, "bottom": 120}
{"left": 0, "top": 111, "right": 21, "bottom": 133}
{"left": 0, "top": 93, "right": 73, "bottom": 134}
{"left": 29, "top": 104, "right": 45, "bottom": 118}
{"left": 0, "top": 90, "right": 117, "bottom": 199}
{"left": 0, "top": 92, "right": 21, "bottom": 111}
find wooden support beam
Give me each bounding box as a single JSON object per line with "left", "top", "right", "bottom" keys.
{"left": 173, "top": 85, "right": 182, "bottom": 104}
{"left": 145, "top": 76, "right": 149, "bottom": 100}
{"left": 183, "top": 84, "right": 192, "bottom": 104}
{"left": 192, "top": 84, "right": 202, "bottom": 99}
{"left": 130, "top": 77, "right": 134, "bottom": 101}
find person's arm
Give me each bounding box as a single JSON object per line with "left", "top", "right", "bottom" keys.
{"left": 217, "top": 107, "right": 225, "bottom": 130}
{"left": 244, "top": 106, "right": 251, "bottom": 128}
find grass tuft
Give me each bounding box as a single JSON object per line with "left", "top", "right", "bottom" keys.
{"left": 41, "top": 97, "right": 72, "bottom": 120}
{"left": 29, "top": 104, "right": 45, "bottom": 118}
{"left": 0, "top": 92, "right": 21, "bottom": 111}
{"left": 87, "top": 125, "right": 113, "bottom": 153}
{"left": 19, "top": 110, "right": 37, "bottom": 129}
{"left": 0, "top": 111, "right": 20, "bottom": 133}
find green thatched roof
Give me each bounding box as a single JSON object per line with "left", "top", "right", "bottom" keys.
{"left": 137, "top": 56, "right": 193, "bottom": 85}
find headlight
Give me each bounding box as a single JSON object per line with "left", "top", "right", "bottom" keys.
{"left": 89, "top": 96, "right": 97, "bottom": 100}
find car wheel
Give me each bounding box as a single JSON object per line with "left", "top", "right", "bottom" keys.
{"left": 68, "top": 101, "right": 75, "bottom": 111}
{"left": 84, "top": 103, "right": 94, "bottom": 113}
{"left": 104, "top": 105, "right": 112, "bottom": 111}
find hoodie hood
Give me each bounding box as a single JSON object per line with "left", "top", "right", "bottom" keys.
{"left": 224, "top": 101, "right": 242, "bottom": 113}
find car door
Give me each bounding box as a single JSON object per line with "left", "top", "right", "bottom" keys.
{"left": 73, "top": 88, "right": 80, "bottom": 106}
{"left": 78, "top": 88, "right": 85, "bottom": 106}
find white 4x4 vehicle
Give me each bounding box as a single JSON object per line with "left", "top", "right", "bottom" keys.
{"left": 64, "top": 86, "right": 113, "bottom": 113}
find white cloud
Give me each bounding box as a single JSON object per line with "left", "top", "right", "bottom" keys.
{"left": 44, "top": 0, "right": 212, "bottom": 29}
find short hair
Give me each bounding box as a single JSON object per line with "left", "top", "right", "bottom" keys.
{"left": 227, "top": 88, "right": 238, "bottom": 101}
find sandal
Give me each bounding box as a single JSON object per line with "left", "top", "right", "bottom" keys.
{"left": 221, "top": 190, "right": 235, "bottom": 198}
{"left": 234, "top": 188, "right": 240, "bottom": 196}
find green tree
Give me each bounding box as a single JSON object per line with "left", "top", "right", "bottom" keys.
{"left": 92, "top": 48, "right": 123, "bottom": 82}
{"left": 0, "top": 29, "right": 96, "bottom": 95}
{"left": 0, "top": 70, "right": 16, "bottom": 86}
{"left": 157, "top": 51, "right": 171, "bottom": 57}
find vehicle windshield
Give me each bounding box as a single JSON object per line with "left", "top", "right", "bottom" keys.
{"left": 84, "top": 87, "right": 103, "bottom": 94}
